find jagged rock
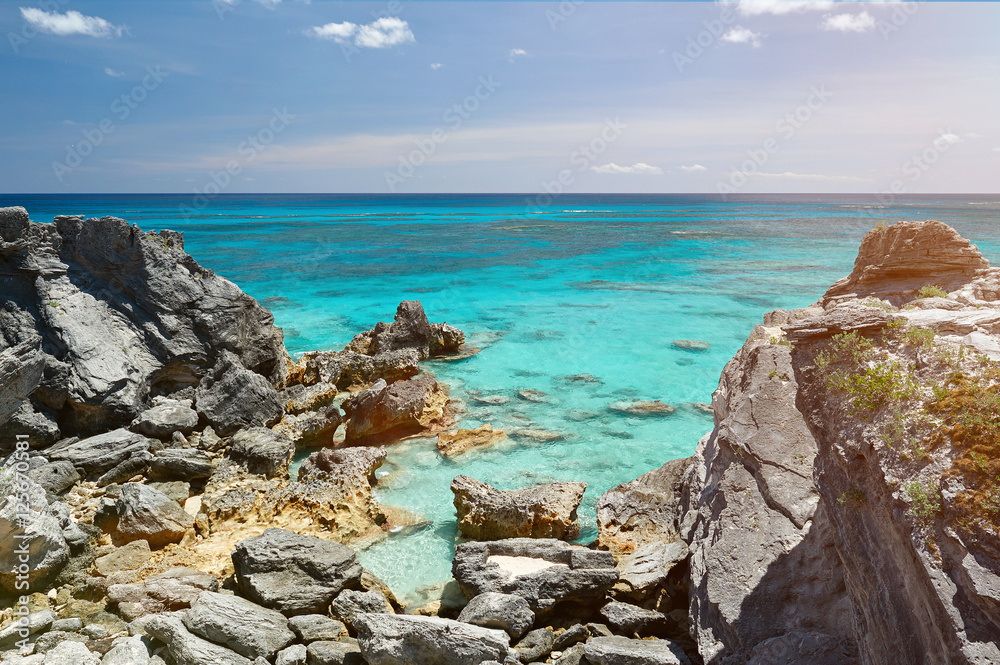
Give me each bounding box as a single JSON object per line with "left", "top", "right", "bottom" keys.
{"left": 0, "top": 471, "right": 69, "bottom": 592}
{"left": 596, "top": 457, "right": 692, "bottom": 554}
{"left": 297, "top": 446, "right": 385, "bottom": 484}
{"left": 131, "top": 399, "right": 199, "bottom": 439}
{"left": 108, "top": 567, "right": 218, "bottom": 620}
{"left": 600, "top": 601, "right": 669, "bottom": 637}
{"left": 341, "top": 376, "right": 451, "bottom": 445}
{"left": 145, "top": 614, "right": 252, "bottom": 665}
{"left": 305, "top": 640, "right": 364, "bottom": 665}
{"left": 452, "top": 538, "right": 618, "bottom": 614}
{"left": 782, "top": 301, "right": 892, "bottom": 343}
{"left": 552, "top": 643, "right": 586, "bottom": 665}
{"left": 437, "top": 424, "right": 507, "bottom": 456}
{"left": 451, "top": 476, "right": 586, "bottom": 540}
{"left": 331, "top": 589, "right": 392, "bottom": 632}
{"left": 456, "top": 592, "right": 535, "bottom": 640}
{"left": 27, "top": 460, "right": 80, "bottom": 494}
{"left": 100, "top": 636, "right": 152, "bottom": 664}
{"left": 232, "top": 528, "right": 364, "bottom": 615}
{"left": 272, "top": 406, "right": 342, "bottom": 447}
{"left": 287, "top": 349, "right": 419, "bottom": 390}
{"left": 553, "top": 624, "right": 589, "bottom": 651}
{"left": 369, "top": 300, "right": 434, "bottom": 359}
{"left": 0, "top": 338, "right": 45, "bottom": 431}
{"left": 354, "top": 613, "right": 513, "bottom": 665}
{"left": 429, "top": 322, "right": 465, "bottom": 356}
{"left": 196, "top": 352, "right": 284, "bottom": 436}
{"left": 584, "top": 636, "right": 690, "bottom": 665}
{"left": 276, "top": 644, "right": 307, "bottom": 665}
{"left": 229, "top": 428, "right": 295, "bottom": 478}
{"left": 46, "top": 429, "right": 153, "bottom": 474}
{"left": 0, "top": 212, "right": 287, "bottom": 436}
{"left": 101, "top": 482, "right": 194, "bottom": 547}
{"left": 745, "top": 631, "right": 856, "bottom": 665}
{"left": 184, "top": 591, "right": 296, "bottom": 660}
{"left": 0, "top": 401, "right": 61, "bottom": 449}
{"left": 280, "top": 381, "right": 339, "bottom": 414}
{"left": 148, "top": 448, "right": 214, "bottom": 480}
{"left": 823, "top": 220, "right": 989, "bottom": 306}
{"left": 612, "top": 541, "right": 688, "bottom": 601}
{"left": 288, "top": 615, "right": 349, "bottom": 643}
{"left": 94, "top": 539, "right": 151, "bottom": 576}
{"left": 513, "top": 627, "right": 554, "bottom": 662}
{"left": 97, "top": 450, "right": 153, "bottom": 486}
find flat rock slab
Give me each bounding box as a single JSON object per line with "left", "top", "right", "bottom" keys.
{"left": 94, "top": 539, "right": 151, "bottom": 576}
{"left": 185, "top": 590, "right": 295, "bottom": 660}
{"left": 145, "top": 614, "right": 252, "bottom": 665}
{"left": 456, "top": 592, "right": 534, "bottom": 640}
{"left": 584, "top": 636, "right": 690, "bottom": 665}
{"left": 452, "top": 475, "right": 586, "bottom": 541}
{"left": 355, "top": 613, "right": 513, "bottom": 665}
{"left": 46, "top": 428, "right": 152, "bottom": 474}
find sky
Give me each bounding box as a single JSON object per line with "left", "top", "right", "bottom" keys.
{"left": 1, "top": 0, "right": 998, "bottom": 194}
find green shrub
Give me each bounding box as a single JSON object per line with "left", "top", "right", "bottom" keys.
{"left": 918, "top": 285, "right": 948, "bottom": 299}
{"left": 903, "top": 327, "right": 935, "bottom": 349}
{"left": 904, "top": 480, "right": 940, "bottom": 526}
{"left": 827, "top": 360, "right": 917, "bottom": 415}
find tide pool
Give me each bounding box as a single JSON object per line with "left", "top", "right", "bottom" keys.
{"left": 7, "top": 193, "right": 1000, "bottom": 604}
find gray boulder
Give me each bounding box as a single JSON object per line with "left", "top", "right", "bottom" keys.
{"left": 148, "top": 448, "right": 214, "bottom": 480}
{"left": 584, "top": 636, "right": 690, "bottom": 665}
{"left": 196, "top": 352, "right": 283, "bottom": 437}
{"left": 0, "top": 470, "right": 69, "bottom": 592}
{"left": 108, "top": 566, "right": 218, "bottom": 620}
{"left": 184, "top": 590, "right": 296, "bottom": 660}
{"left": 132, "top": 399, "right": 199, "bottom": 439}
{"left": 232, "top": 528, "right": 363, "bottom": 615}
{"left": 614, "top": 541, "right": 688, "bottom": 602}
{"left": 331, "top": 589, "right": 392, "bottom": 632}
{"left": 28, "top": 460, "right": 81, "bottom": 494}
{"left": 46, "top": 429, "right": 153, "bottom": 474}
{"left": 100, "top": 635, "right": 152, "bottom": 665}
{"left": 97, "top": 450, "right": 153, "bottom": 486}
{"left": 0, "top": 609, "right": 56, "bottom": 648}
{"left": 145, "top": 614, "right": 252, "bottom": 665}
{"left": 230, "top": 428, "right": 295, "bottom": 478}
{"left": 745, "top": 631, "right": 857, "bottom": 665}
{"left": 452, "top": 539, "right": 618, "bottom": 614}
{"left": 600, "top": 602, "right": 669, "bottom": 637}
{"left": 276, "top": 644, "right": 307, "bottom": 665}
{"left": 0, "top": 401, "right": 61, "bottom": 449}
{"left": 513, "top": 627, "right": 554, "bottom": 662}
{"left": 101, "top": 482, "right": 194, "bottom": 547}
{"left": 452, "top": 475, "right": 586, "bottom": 541}
{"left": 305, "top": 641, "right": 364, "bottom": 665}
{"left": 41, "top": 640, "right": 100, "bottom": 665}
{"left": 354, "top": 613, "right": 513, "bottom": 665}
{"left": 552, "top": 643, "right": 586, "bottom": 665}
{"left": 457, "top": 592, "right": 535, "bottom": 640}
{"left": 553, "top": 624, "right": 589, "bottom": 651}
{"left": 288, "top": 614, "right": 349, "bottom": 643}
{"left": 0, "top": 212, "right": 287, "bottom": 436}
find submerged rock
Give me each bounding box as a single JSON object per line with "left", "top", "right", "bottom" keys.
{"left": 451, "top": 475, "right": 586, "bottom": 541}
{"left": 437, "top": 424, "right": 508, "bottom": 456}
{"left": 672, "top": 339, "right": 710, "bottom": 351}
{"left": 608, "top": 400, "right": 676, "bottom": 417}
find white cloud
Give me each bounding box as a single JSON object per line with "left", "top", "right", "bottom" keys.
{"left": 591, "top": 163, "right": 663, "bottom": 175}
{"left": 678, "top": 164, "right": 707, "bottom": 173}
{"left": 308, "top": 17, "right": 414, "bottom": 48}
{"left": 938, "top": 132, "right": 962, "bottom": 145}
{"left": 820, "top": 12, "right": 876, "bottom": 33}
{"left": 749, "top": 171, "right": 869, "bottom": 182}
{"left": 19, "top": 8, "right": 126, "bottom": 38}
{"left": 104, "top": 67, "right": 125, "bottom": 78}
{"left": 721, "top": 26, "right": 763, "bottom": 48}
{"left": 508, "top": 48, "right": 527, "bottom": 62}
{"left": 430, "top": 63, "right": 443, "bottom": 70}
{"left": 735, "top": 1, "right": 836, "bottom": 17}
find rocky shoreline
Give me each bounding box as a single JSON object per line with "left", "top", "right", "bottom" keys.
{"left": 2, "top": 207, "right": 999, "bottom": 664}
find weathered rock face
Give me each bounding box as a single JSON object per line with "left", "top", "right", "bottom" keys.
{"left": 102, "top": 482, "right": 195, "bottom": 548}
{"left": 452, "top": 538, "right": 618, "bottom": 614}
{"left": 822, "top": 220, "right": 991, "bottom": 306}
{"left": 46, "top": 428, "right": 154, "bottom": 475}
{"left": 675, "top": 220, "right": 1000, "bottom": 665}
{"left": 196, "top": 352, "right": 284, "bottom": 436}
{"left": 145, "top": 613, "right": 253, "bottom": 665}
{"left": 229, "top": 427, "right": 295, "bottom": 478}
{"left": 107, "top": 566, "right": 218, "bottom": 620}
{"left": 456, "top": 591, "right": 535, "bottom": 640}
{"left": 232, "top": 528, "right": 364, "bottom": 615}
{"left": 341, "top": 376, "right": 451, "bottom": 445}
{"left": 184, "top": 590, "right": 296, "bottom": 660}
{"left": 0, "top": 209, "right": 288, "bottom": 436}
{"left": 596, "top": 456, "right": 692, "bottom": 554}
{"left": 584, "top": 635, "right": 690, "bottom": 665}
{"left": 0, "top": 469, "right": 70, "bottom": 592}
{"left": 451, "top": 475, "right": 586, "bottom": 541}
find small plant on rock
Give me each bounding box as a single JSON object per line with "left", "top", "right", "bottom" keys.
{"left": 904, "top": 479, "right": 941, "bottom": 527}
{"left": 918, "top": 285, "right": 948, "bottom": 299}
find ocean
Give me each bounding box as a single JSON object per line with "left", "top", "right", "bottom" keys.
{"left": 5, "top": 193, "right": 1000, "bottom": 604}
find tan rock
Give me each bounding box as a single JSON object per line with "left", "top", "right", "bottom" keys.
{"left": 452, "top": 475, "right": 586, "bottom": 541}
{"left": 437, "top": 424, "right": 508, "bottom": 456}
{"left": 94, "top": 540, "right": 151, "bottom": 576}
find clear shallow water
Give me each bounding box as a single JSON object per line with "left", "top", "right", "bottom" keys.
{"left": 6, "top": 193, "right": 1000, "bottom": 604}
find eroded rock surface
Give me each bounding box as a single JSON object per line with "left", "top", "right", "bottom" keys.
{"left": 451, "top": 475, "right": 586, "bottom": 541}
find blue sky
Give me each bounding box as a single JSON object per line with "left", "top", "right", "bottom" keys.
{"left": 1, "top": 1, "right": 998, "bottom": 194}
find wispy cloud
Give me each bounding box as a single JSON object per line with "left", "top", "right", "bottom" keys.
{"left": 678, "top": 164, "right": 707, "bottom": 173}
{"left": 721, "top": 26, "right": 763, "bottom": 48}
{"left": 307, "top": 17, "right": 414, "bottom": 48}
{"left": 508, "top": 48, "right": 528, "bottom": 62}
{"left": 591, "top": 163, "right": 663, "bottom": 175}
{"left": 821, "top": 11, "right": 876, "bottom": 33}
{"left": 104, "top": 67, "right": 125, "bottom": 78}
{"left": 19, "top": 8, "right": 126, "bottom": 38}
{"left": 430, "top": 63, "right": 443, "bottom": 70}
{"left": 735, "top": 1, "right": 836, "bottom": 17}
{"left": 748, "top": 171, "right": 869, "bottom": 182}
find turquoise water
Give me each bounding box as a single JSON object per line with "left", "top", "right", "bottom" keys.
{"left": 6, "top": 193, "right": 1000, "bottom": 604}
